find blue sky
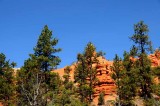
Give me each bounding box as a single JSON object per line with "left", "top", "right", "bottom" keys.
{"left": 0, "top": 0, "right": 160, "bottom": 68}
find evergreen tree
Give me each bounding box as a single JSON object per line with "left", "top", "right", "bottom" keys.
{"left": 57, "top": 66, "right": 74, "bottom": 106}
{"left": 11, "top": 62, "right": 17, "bottom": 68}
{"left": 17, "top": 58, "right": 45, "bottom": 106}
{"left": 112, "top": 51, "right": 138, "bottom": 106}
{"left": 130, "top": 21, "right": 152, "bottom": 54}
{"left": 0, "top": 53, "right": 16, "bottom": 105}
{"left": 152, "top": 49, "right": 160, "bottom": 105}
{"left": 46, "top": 72, "right": 64, "bottom": 106}
{"left": 111, "top": 54, "right": 122, "bottom": 106}
{"left": 32, "top": 25, "right": 61, "bottom": 72}
{"left": 74, "top": 42, "right": 101, "bottom": 103}
{"left": 98, "top": 92, "right": 105, "bottom": 106}
{"left": 17, "top": 25, "right": 61, "bottom": 106}
{"left": 84, "top": 42, "right": 99, "bottom": 102}
{"left": 130, "top": 21, "right": 153, "bottom": 100}
{"left": 63, "top": 66, "right": 72, "bottom": 86}
{"left": 74, "top": 53, "right": 89, "bottom": 103}
{"left": 119, "top": 51, "right": 137, "bottom": 106}
{"left": 153, "top": 66, "right": 160, "bottom": 97}
{"left": 48, "top": 66, "right": 86, "bottom": 106}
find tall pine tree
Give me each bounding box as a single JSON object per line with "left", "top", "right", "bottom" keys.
{"left": 74, "top": 42, "right": 101, "bottom": 104}
{"left": 111, "top": 54, "right": 122, "bottom": 106}
{"left": 111, "top": 50, "right": 138, "bottom": 106}
{"left": 74, "top": 53, "right": 89, "bottom": 103}
{"left": 17, "top": 25, "right": 61, "bottom": 106}
{"left": 120, "top": 51, "right": 137, "bottom": 106}
{"left": 32, "top": 25, "right": 61, "bottom": 72}
{"left": 130, "top": 21, "right": 153, "bottom": 100}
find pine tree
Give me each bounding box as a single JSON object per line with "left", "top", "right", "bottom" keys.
{"left": 55, "top": 66, "right": 74, "bottom": 106}
{"left": 130, "top": 21, "right": 153, "bottom": 100}
{"left": 74, "top": 42, "right": 101, "bottom": 103}
{"left": 63, "top": 66, "right": 74, "bottom": 94}
{"left": 151, "top": 49, "right": 160, "bottom": 105}
{"left": 0, "top": 53, "right": 16, "bottom": 105}
{"left": 119, "top": 51, "right": 137, "bottom": 106}
{"left": 63, "top": 66, "right": 72, "bottom": 86}
{"left": 111, "top": 54, "right": 122, "bottom": 106}
{"left": 48, "top": 65, "right": 86, "bottom": 106}
{"left": 47, "top": 72, "right": 64, "bottom": 106}
{"left": 74, "top": 53, "right": 89, "bottom": 103}
{"left": 32, "top": 25, "right": 61, "bottom": 72}
{"left": 11, "top": 62, "right": 17, "bottom": 68}
{"left": 84, "top": 42, "right": 99, "bottom": 102}
{"left": 98, "top": 92, "right": 105, "bottom": 106}
{"left": 111, "top": 50, "right": 138, "bottom": 106}
{"left": 17, "top": 25, "right": 61, "bottom": 106}
{"left": 130, "top": 21, "right": 152, "bottom": 54}
{"left": 153, "top": 66, "right": 160, "bottom": 96}
{"left": 17, "top": 58, "right": 45, "bottom": 106}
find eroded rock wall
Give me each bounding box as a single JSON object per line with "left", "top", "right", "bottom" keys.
{"left": 54, "top": 50, "right": 160, "bottom": 104}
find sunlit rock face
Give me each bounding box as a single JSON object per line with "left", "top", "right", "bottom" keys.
{"left": 54, "top": 50, "right": 160, "bottom": 104}
{"left": 149, "top": 50, "right": 160, "bottom": 67}
{"left": 54, "top": 56, "right": 116, "bottom": 104}
{"left": 92, "top": 56, "right": 116, "bottom": 103}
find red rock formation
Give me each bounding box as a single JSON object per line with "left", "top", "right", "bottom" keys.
{"left": 54, "top": 50, "right": 160, "bottom": 105}
{"left": 93, "top": 57, "right": 116, "bottom": 103}
{"left": 54, "top": 56, "right": 116, "bottom": 104}
{"left": 149, "top": 50, "right": 160, "bottom": 67}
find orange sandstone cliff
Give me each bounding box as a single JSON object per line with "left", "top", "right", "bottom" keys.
{"left": 54, "top": 50, "right": 160, "bottom": 104}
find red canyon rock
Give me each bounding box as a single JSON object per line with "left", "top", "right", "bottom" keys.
{"left": 54, "top": 50, "right": 160, "bottom": 104}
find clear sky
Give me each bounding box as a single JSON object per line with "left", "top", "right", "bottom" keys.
{"left": 0, "top": 0, "right": 160, "bottom": 68}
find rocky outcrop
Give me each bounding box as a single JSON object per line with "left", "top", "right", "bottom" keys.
{"left": 54, "top": 50, "right": 160, "bottom": 104}
{"left": 54, "top": 56, "right": 116, "bottom": 104}
{"left": 93, "top": 57, "right": 116, "bottom": 103}
{"left": 149, "top": 50, "right": 160, "bottom": 67}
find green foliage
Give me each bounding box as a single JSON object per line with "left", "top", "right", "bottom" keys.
{"left": 69, "top": 96, "right": 88, "bottom": 106}
{"left": 17, "top": 25, "right": 61, "bottom": 106}
{"left": 111, "top": 54, "right": 122, "bottom": 82}
{"left": 56, "top": 87, "right": 73, "bottom": 106}
{"left": 106, "top": 100, "right": 116, "bottom": 106}
{"left": 48, "top": 94, "right": 86, "bottom": 106}
{"left": 49, "top": 72, "right": 62, "bottom": 92}
{"left": 48, "top": 65, "right": 85, "bottom": 106}
{"left": 74, "top": 42, "right": 102, "bottom": 103}
{"left": 16, "top": 59, "right": 46, "bottom": 106}
{"left": 153, "top": 66, "right": 160, "bottom": 79}
{"left": 11, "top": 62, "right": 17, "bottom": 68}
{"left": 119, "top": 51, "right": 137, "bottom": 106}
{"left": 130, "top": 21, "right": 152, "bottom": 54}
{"left": 152, "top": 67, "right": 160, "bottom": 102}
{"left": 130, "top": 21, "right": 153, "bottom": 100}
{"left": 152, "top": 66, "right": 160, "bottom": 105}
{"left": 63, "top": 66, "right": 72, "bottom": 85}
{"left": 111, "top": 54, "right": 122, "bottom": 106}
{"left": 98, "top": 92, "right": 105, "bottom": 105}
{"left": 32, "top": 25, "right": 61, "bottom": 72}
{"left": 0, "top": 53, "right": 16, "bottom": 105}
{"left": 144, "top": 98, "right": 160, "bottom": 106}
